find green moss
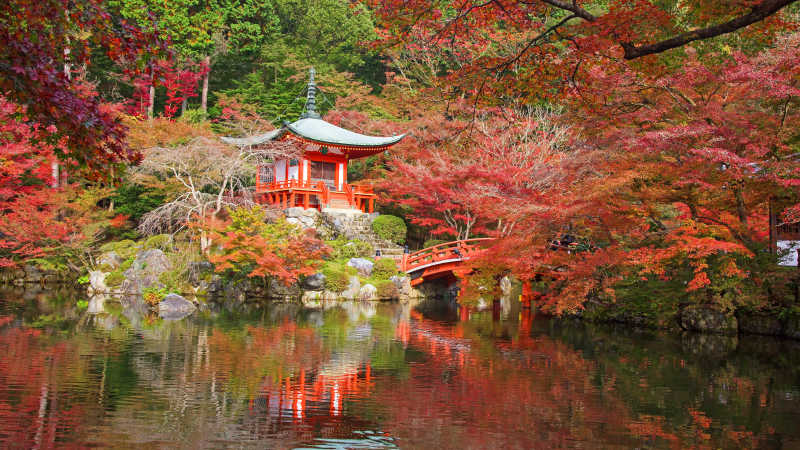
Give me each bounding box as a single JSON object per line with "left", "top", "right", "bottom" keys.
{"left": 105, "top": 271, "right": 125, "bottom": 288}
{"left": 372, "top": 215, "right": 407, "bottom": 244}
{"left": 105, "top": 256, "right": 134, "bottom": 288}
{"left": 99, "top": 239, "right": 140, "bottom": 260}
{"left": 144, "top": 234, "right": 172, "bottom": 250}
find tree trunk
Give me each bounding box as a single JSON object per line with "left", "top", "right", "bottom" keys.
{"left": 51, "top": 162, "right": 60, "bottom": 188}
{"left": 201, "top": 55, "right": 210, "bottom": 113}
{"left": 181, "top": 98, "right": 188, "bottom": 115}
{"left": 200, "top": 231, "right": 212, "bottom": 254}
{"left": 148, "top": 84, "right": 155, "bottom": 120}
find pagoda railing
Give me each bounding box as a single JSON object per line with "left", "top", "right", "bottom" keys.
{"left": 255, "top": 179, "right": 376, "bottom": 212}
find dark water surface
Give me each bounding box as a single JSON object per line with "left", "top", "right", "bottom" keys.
{"left": 0, "top": 289, "right": 799, "bottom": 449}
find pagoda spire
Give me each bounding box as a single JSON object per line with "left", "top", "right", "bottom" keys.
{"left": 301, "top": 67, "right": 321, "bottom": 119}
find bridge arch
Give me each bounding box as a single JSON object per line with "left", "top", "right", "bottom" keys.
{"left": 400, "top": 238, "right": 494, "bottom": 286}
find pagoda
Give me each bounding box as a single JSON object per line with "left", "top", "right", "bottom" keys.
{"left": 222, "top": 68, "right": 405, "bottom": 213}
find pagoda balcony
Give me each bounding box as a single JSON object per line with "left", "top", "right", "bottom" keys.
{"left": 254, "top": 179, "right": 377, "bottom": 213}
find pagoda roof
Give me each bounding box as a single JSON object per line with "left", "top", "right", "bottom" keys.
{"left": 286, "top": 117, "right": 405, "bottom": 149}
{"left": 220, "top": 118, "right": 405, "bottom": 154}
{"left": 220, "top": 129, "right": 283, "bottom": 147}
{"left": 221, "top": 68, "right": 405, "bottom": 158}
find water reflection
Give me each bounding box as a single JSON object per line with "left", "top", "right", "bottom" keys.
{"left": 0, "top": 288, "right": 798, "bottom": 448}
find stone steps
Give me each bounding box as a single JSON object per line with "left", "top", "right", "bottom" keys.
{"left": 318, "top": 209, "right": 405, "bottom": 258}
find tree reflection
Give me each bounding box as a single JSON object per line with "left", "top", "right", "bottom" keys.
{"left": 0, "top": 290, "right": 797, "bottom": 448}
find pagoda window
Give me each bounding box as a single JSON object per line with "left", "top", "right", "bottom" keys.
{"left": 258, "top": 165, "right": 274, "bottom": 184}
{"left": 310, "top": 160, "right": 337, "bottom": 189}
{"left": 288, "top": 159, "right": 299, "bottom": 180}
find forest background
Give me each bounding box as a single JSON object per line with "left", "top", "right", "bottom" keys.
{"left": 1, "top": 0, "right": 800, "bottom": 323}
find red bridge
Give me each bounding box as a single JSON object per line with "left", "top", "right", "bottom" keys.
{"left": 400, "top": 238, "right": 494, "bottom": 286}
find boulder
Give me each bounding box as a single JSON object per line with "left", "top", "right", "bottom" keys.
{"left": 285, "top": 207, "right": 320, "bottom": 228}
{"left": 341, "top": 276, "right": 361, "bottom": 300}
{"left": 269, "top": 278, "right": 301, "bottom": 297}
{"left": 390, "top": 275, "right": 413, "bottom": 296}
{"left": 98, "top": 251, "right": 123, "bottom": 270}
{"left": 23, "top": 264, "right": 42, "bottom": 282}
{"left": 120, "top": 249, "right": 172, "bottom": 295}
{"left": 737, "top": 311, "right": 783, "bottom": 336}
{"left": 87, "top": 270, "right": 108, "bottom": 294}
{"left": 158, "top": 293, "right": 197, "bottom": 320}
{"left": 347, "top": 258, "right": 374, "bottom": 277}
{"left": 303, "top": 273, "right": 326, "bottom": 291}
{"left": 680, "top": 305, "right": 737, "bottom": 335}
{"left": 359, "top": 283, "right": 378, "bottom": 301}
{"left": 188, "top": 261, "right": 215, "bottom": 285}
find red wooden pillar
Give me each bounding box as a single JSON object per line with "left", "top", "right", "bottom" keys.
{"left": 304, "top": 192, "right": 309, "bottom": 209}
{"left": 369, "top": 198, "right": 374, "bottom": 213}
{"left": 521, "top": 280, "right": 533, "bottom": 309}
{"left": 459, "top": 305, "right": 470, "bottom": 321}
{"left": 290, "top": 192, "right": 296, "bottom": 208}
{"left": 520, "top": 308, "right": 533, "bottom": 335}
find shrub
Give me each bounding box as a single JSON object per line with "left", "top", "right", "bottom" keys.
{"left": 423, "top": 239, "right": 447, "bottom": 249}
{"left": 328, "top": 237, "right": 374, "bottom": 260}
{"left": 180, "top": 108, "right": 207, "bottom": 124}
{"left": 142, "top": 286, "right": 168, "bottom": 306}
{"left": 372, "top": 258, "right": 397, "bottom": 280}
{"left": 372, "top": 215, "right": 407, "bottom": 244}
{"left": 376, "top": 280, "right": 400, "bottom": 299}
{"left": 200, "top": 207, "right": 330, "bottom": 285}
{"left": 144, "top": 234, "right": 172, "bottom": 250}
{"left": 322, "top": 265, "right": 349, "bottom": 292}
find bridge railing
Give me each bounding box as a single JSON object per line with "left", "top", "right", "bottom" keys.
{"left": 401, "top": 238, "right": 494, "bottom": 272}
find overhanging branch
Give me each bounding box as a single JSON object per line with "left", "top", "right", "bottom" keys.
{"left": 621, "top": 0, "right": 798, "bottom": 59}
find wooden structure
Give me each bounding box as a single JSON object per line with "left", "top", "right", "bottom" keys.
{"left": 222, "top": 68, "right": 405, "bottom": 213}
{"left": 401, "top": 238, "right": 494, "bottom": 286}
{"left": 769, "top": 197, "right": 800, "bottom": 266}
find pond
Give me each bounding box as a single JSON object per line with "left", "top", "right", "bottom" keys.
{"left": 0, "top": 288, "right": 799, "bottom": 448}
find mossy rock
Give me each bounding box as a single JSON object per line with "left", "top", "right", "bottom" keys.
{"left": 144, "top": 234, "right": 173, "bottom": 250}
{"left": 680, "top": 305, "right": 738, "bottom": 335}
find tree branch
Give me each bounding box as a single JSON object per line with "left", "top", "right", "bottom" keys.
{"left": 621, "top": 0, "right": 798, "bottom": 59}
{"left": 538, "top": 0, "right": 595, "bottom": 21}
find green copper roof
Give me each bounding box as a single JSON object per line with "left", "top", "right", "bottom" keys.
{"left": 285, "top": 118, "right": 405, "bottom": 148}
{"left": 220, "top": 119, "right": 405, "bottom": 149}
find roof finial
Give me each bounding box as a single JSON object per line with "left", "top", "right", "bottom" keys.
{"left": 302, "top": 67, "right": 321, "bottom": 119}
